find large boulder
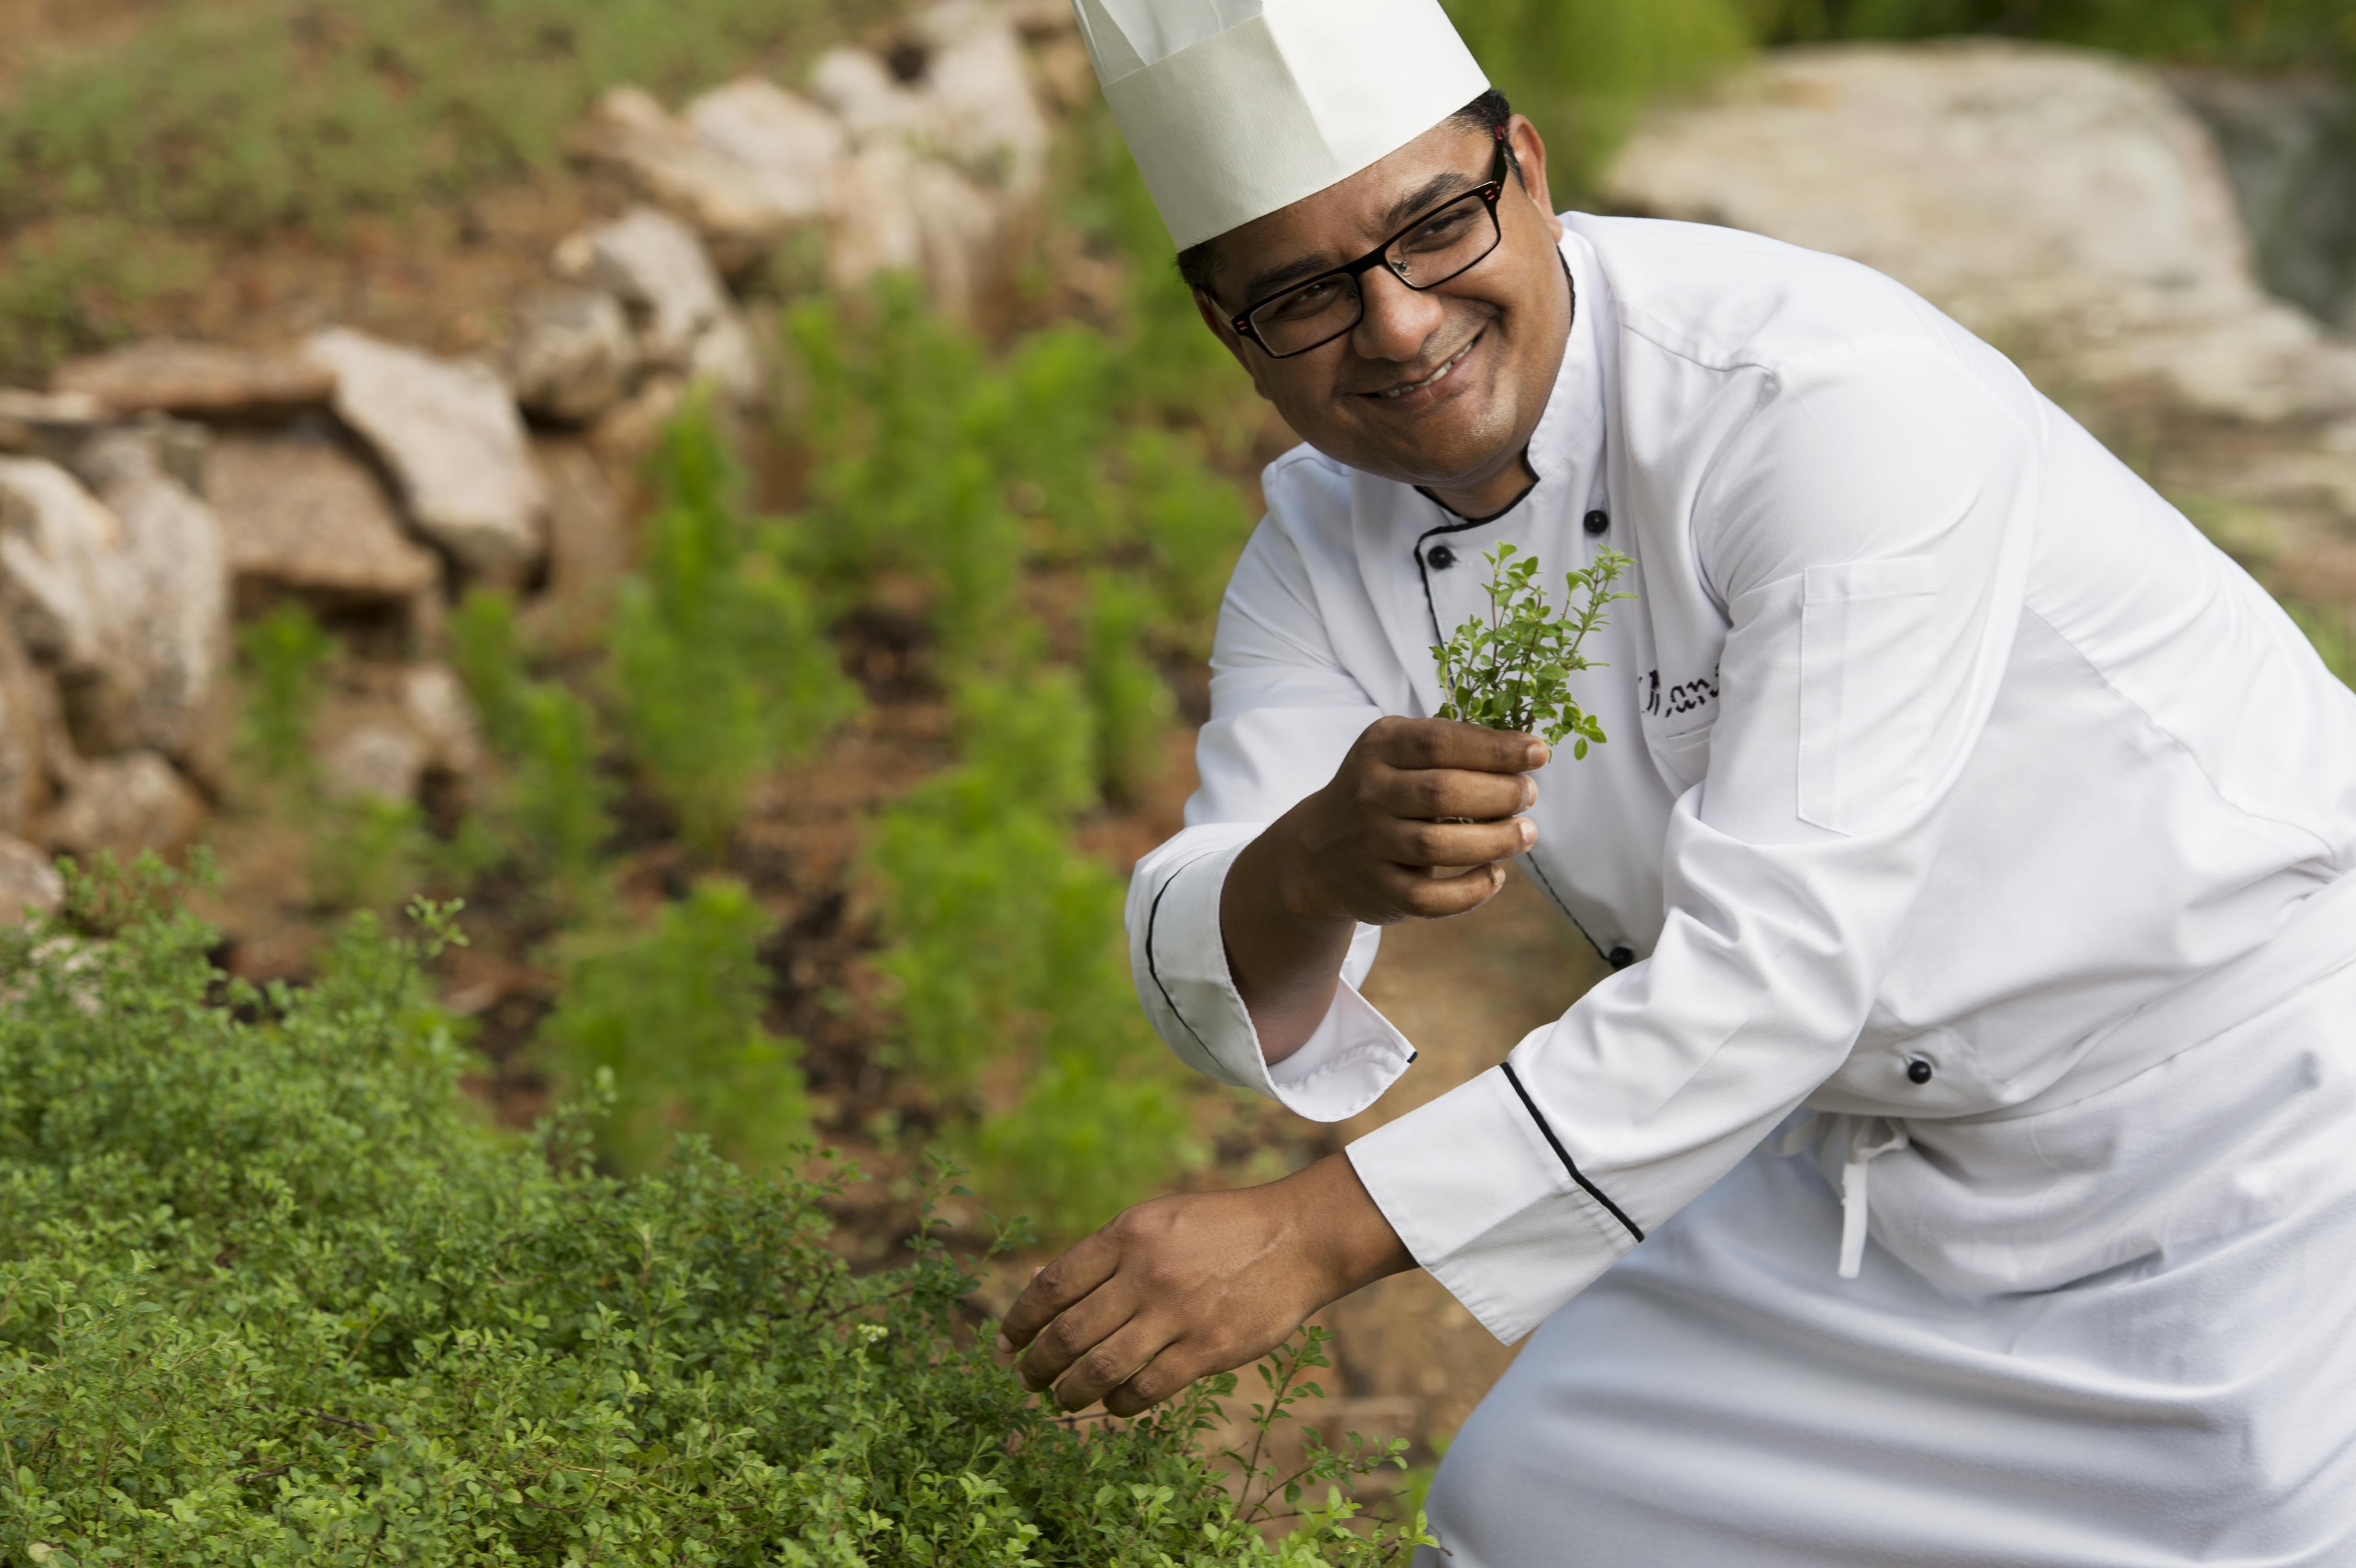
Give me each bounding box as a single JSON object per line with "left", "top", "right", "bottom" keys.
{"left": 0, "top": 622, "right": 53, "bottom": 838}
{"left": 205, "top": 432, "right": 443, "bottom": 615}
{"left": 1602, "top": 41, "right": 2356, "bottom": 423}
{"left": 52, "top": 340, "right": 335, "bottom": 418}
{"left": 683, "top": 78, "right": 850, "bottom": 221}
{"left": 73, "top": 428, "right": 230, "bottom": 760}
{"left": 505, "top": 287, "right": 640, "bottom": 424}
{"left": 0, "top": 457, "right": 135, "bottom": 699}
{"left": 308, "top": 328, "right": 548, "bottom": 587}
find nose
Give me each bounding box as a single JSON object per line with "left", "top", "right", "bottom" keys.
{"left": 1349, "top": 264, "right": 1450, "bottom": 365}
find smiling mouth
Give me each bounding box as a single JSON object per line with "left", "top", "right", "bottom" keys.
{"left": 1368, "top": 332, "right": 1482, "bottom": 401}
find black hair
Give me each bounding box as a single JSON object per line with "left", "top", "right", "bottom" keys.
{"left": 1174, "top": 87, "right": 1519, "bottom": 301}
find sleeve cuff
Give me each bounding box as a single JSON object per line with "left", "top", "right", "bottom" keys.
{"left": 1131, "top": 834, "right": 1414, "bottom": 1122}
{"left": 1346, "top": 1064, "right": 1639, "bottom": 1344}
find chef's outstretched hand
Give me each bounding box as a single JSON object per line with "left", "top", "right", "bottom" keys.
{"left": 995, "top": 1153, "right": 1414, "bottom": 1417}
{"left": 1260, "top": 715, "right": 1547, "bottom": 928}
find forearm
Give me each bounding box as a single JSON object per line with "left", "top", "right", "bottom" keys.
{"left": 1219, "top": 812, "right": 1357, "bottom": 1065}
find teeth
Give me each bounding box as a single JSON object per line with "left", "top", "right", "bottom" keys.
{"left": 1380, "top": 341, "right": 1473, "bottom": 398}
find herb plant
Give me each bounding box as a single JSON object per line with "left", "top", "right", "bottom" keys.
{"left": 1432, "top": 543, "right": 1635, "bottom": 758}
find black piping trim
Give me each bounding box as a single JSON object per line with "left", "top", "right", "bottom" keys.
{"left": 1143, "top": 850, "right": 1227, "bottom": 1058}
{"left": 1502, "top": 1060, "right": 1645, "bottom": 1243}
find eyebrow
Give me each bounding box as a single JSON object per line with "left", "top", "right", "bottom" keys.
{"left": 1235, "top": 169, "right": 1482, "bottom": 306}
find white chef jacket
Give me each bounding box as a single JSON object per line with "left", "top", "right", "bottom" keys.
{"left": 1127, "top": 214, "right": 2356, "bottom": 1347}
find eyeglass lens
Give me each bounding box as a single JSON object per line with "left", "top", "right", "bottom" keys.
{"left": 1247, "top": 188, "right": 1502, "bottom": 357}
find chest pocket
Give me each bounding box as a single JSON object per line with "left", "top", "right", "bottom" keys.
{"left": 1797, "top": 555, "right": 1941, "bottom": 836}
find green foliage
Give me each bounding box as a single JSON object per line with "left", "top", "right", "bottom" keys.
{"left": 235, "top": 602, "right": 334, "bottom": 784}
{"left": 1433, "top": 544, "right": 1635, "bottom": 757}
{"left": 508, "top": 683, "right": 618, "bottom": 892}
{"left": 869, "top": 670, "right": 1198, "bottom": 1237}
{"left": 0, "top": 870, "right": 1423, "bottom": 1562}
{"left": 613, "top": 400, "right": 860, "bottom": 853}
{"left": 310, "top": 797, "right": 430, "bottom": 914}
{"left": 538, "top": 877, "right": 808, "bottom": 1174}
{"left": 1082, "top": 574, "right": 1176, "bottom": 803}
{"left": 0, "top": 218, "right": 208, "bottom": 380}
{"left": 450, "top": 586, "right": 532, "bottom": 757}
{"left": 1122, "top": 427, "right": 1259, "bottom": 638}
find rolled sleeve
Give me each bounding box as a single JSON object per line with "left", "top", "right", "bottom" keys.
{"left": 1129, "top": 829, "right": 1414, "bottom": 1121}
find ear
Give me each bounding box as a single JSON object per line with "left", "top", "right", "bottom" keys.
{"left": 1193, "top": 285, "right": 1273, "bottom": 398}
{"left": 1505, "top": 115, "right": 1564, "bottom": 243}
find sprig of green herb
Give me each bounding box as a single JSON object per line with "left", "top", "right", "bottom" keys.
{"left": 1432, "top": 543, "right": 1635, "bottom": 758}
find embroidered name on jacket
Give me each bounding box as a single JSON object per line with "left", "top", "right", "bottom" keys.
{"left": 1641, "top": 666, "right": 1720, "bottom": 720}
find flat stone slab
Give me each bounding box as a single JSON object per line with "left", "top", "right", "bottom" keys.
{"left": 53, "top": 340, "right": 335, "bottom": 417}
{"left": 206, "top": 433, "right": 442, "bottom": 604}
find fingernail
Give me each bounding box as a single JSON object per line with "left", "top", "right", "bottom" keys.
{"left": 1519, "top": 819, "right": 1536, "bottom": 847}
{"left": 1526, "top": 741, "right": 1550, "bottom": 768}
{"left": 994, "top": 1332, "right": 1014, "bottom": 1354}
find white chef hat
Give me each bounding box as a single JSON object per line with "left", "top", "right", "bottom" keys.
{"left": 1072, "top": 0, "right": 1491, "bottom": 250}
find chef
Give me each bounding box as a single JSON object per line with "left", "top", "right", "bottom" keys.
{"left": 994, "top": 0, "right": 2356, "bottom": 1560}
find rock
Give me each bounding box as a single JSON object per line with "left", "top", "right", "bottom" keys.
{"left": 0, "top": 456, "right": 132, "bottom": 680}
{"left": 51, "top": 340, "right": 335, "bottom": 418}
{"left": 320, "top": 722, "right": 430, "bottom": 804}
{"left": 205, "top": 432, "right": 442, "bottom": 610}
{"left": 0, "top": 835, "right": 62, "bottom": 925}
{"left": 588, "top": 373, "right": 690, "bottom": 464}
{"left": 506, "top": 288, "right": 638, "bottom": 424}
{"left": 73, "top": 428, "right": 230, "bottom": 759}
{"left": 1603, "top": 41, "right": 2356, "bottom": 424}
{"left": 688, "top": 309, "right": 765, "bottom": 407}
{"left": 0, "top": 390, "right": 103, "bottom": 463}
{"left": 45, "top": 750, "right": 205, "bottom": 859}
{"left": 553, "top": 207, "right": 729, "bottom": 368}
{"left": 909, "top": 1, "right": 1051, "bottom": 195}
{"left": 399, "top": 663, "right": 482, "bottom": 777}
{"left": 571, "top": 86, "right": 832, "bottom": 275}
{"left": 683, "top": 77, "right": 849, "bottom": 219}
{"left": 524, "top": 441, "right": 631, "bottom": 651}
{"left": 308, "top": 328, "right": 548, "bottom": 586}
{"left": 809, "top": 47, "right": 933, "bottom": 149}
{"left": 2167, "top": 68, "right": 2356, "bottom": 333}
{"left": 826, "top": 142, "right": 1008, "bottom": 323}
{"left": 0, "top": 622, "right": 52, "bottom": 838}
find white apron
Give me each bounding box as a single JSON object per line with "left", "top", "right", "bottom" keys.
{"left": 1421, "top": 870, "right": 2356, "bottom": 1565}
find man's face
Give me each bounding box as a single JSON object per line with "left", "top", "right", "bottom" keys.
{"left": 1192, "top": 115, "right": 1569, "bottom": 508}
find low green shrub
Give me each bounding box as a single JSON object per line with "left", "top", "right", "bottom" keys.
{"left": 538, "top": 876, "right": 808, "bottom": 1175}
{"left": 0, "top": 864, "right": 1423, "bottom": 1562}
{"left": 613, "top": 401, "right": 860, "bottom": 853}
{"left": 868, "top": 670, "right": 1199, "bottom": 1237}
{"left": 310, "top": 796, "right": 431, "bottom": 915}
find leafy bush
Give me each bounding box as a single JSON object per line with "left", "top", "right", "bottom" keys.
{"left": 613, "top": 401, "right": 860, "bottom": 852}
{"left": 0, "top": 865, "right": 1423, "bottom": 1562}
{"left": 538, "top": 876, "right": 808, "bottom": 1174}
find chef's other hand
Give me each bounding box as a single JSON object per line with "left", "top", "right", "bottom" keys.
{"left": 1263, "top": 715, "right": 1545, "bottom": 928}
{"left": 995, "top": 1153, "right": 1413, "bottom": 1417}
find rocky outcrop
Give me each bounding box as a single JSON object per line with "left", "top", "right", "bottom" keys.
{"left": 53, "top": 341, "right": 335, "bottom": 418}
{"left": 309, "top": 328, "right": 549, "bottom": 587}
{"left": 1604, "top": 42, "right": 2356, "bottom": 426}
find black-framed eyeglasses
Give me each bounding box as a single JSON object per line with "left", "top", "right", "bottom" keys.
{"left": 1229, "top": 128, "right": 1512, "bottom": 359}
